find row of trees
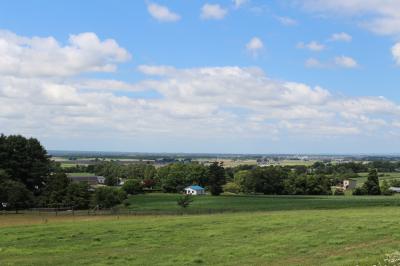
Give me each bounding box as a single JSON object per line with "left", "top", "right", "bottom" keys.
{"left": 0, "top": 135, "right": 128, "bottom": 211}
{"left": 92, "top": 161, "right": 226, "bottom": 196}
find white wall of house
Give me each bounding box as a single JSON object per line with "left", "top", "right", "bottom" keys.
{"left": 184, "top": 188, "right": 205, "bottom": 195}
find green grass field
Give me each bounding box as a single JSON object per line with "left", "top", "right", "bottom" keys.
{"left": 355, "top": 172, "right": 400, "bottom": 187}
{"left": 123, "top": 193, "right": 400, "bottom": 214}
{"left": 2, "top": 194, "right": 400, "bottom": 265}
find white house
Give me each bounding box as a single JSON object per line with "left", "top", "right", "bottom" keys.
{"left": 184, "top": 185, "right": 205, "bottom": 195}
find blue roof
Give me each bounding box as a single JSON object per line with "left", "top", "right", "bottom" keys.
{"left": 188, "top": 185, "right": 204, "bottom": 190}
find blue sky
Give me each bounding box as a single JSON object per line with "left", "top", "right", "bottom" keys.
{"left": 1, "top": 0, "right": 400, "bottom": 154}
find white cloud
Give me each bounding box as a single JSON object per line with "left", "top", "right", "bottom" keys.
{"left": 276, "top": 16, "right": 298, "bottom": 26}
{"left": 298, "top": 0, "right": 400, "bottom": 36}
{"left": 297, "top": 41, "right": 325, "bottom": 52}
{"left": 392, "top": 43, "right": 400, "bottom": 65}
{"left": 201, "top": 4, "right": 228, "bottom": 20}
{"left": 305, "top": 56, "right": 358, "bottom": 68}
{"left": 147, "top": 3, "right": 180, "bottom": 22}
{"left": 233, "top": 0, "right": 249, "bottom": 9}
{"left": 329, "top": 32, "right": 352, "bottom": 42}
{"left": 334, "top": 56, "right": 358, "bottom": 68}
{"left": 2, "top": 30, "right": 400, "bottom": 148}
{"left": 246, "top": 37, "right": 264, "bottom": 57}
{"left": 0, "top": 30, "right": 130, "bottom": 77}
{"left": 305, "top": 58, "right": 324, "bottom": 68}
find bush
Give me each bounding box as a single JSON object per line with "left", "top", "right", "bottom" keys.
{"left": 122, "top": 179, "right": 143, "bottom": 195}
{"left": 93, "top": 187, "right": 127, "bottom": 209}
{"left": 223, "top": 182, "right": 241, "bottom": 194}
{"left": 177, "top": 194, "right": 193, "bottom": 208}
{"left": 352, "top": 187, "right": 367, "bottom": 196}
{"left": 334, "top": 188, "right": 345, "bottom": 196}
{"left": 381, "top": 180, "right": 394, "bottom": 196}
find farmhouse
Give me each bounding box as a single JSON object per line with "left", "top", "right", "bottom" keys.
{"left": 184, "top": 185, "right": 205, "bottom": 195}
{"left": 342, "top": 179, "right": 357, "bottom": 190}
{"left": 68, "top": 175, "right": 106, "bottom": 186}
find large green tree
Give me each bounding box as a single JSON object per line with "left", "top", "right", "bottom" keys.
{"left": 208, "top": 162, "right": 226, "bottom": 196}
{"left": 65, "top": 182, "right": 91, "bottom": 209}
{"left": 0, "top": 134, "right": 51, "bottom": 192}
{"left": 362, "top": 169, "right": 381, "bottom": 195}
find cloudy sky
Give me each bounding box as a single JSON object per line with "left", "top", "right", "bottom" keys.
{"left": 1, "top": 0, "right": 400, "bottom": 154}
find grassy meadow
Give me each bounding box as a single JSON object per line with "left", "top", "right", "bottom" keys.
{"left": 123, "top": 193, "right": 400, "bottom": 213}
{"left": 2, "top": 195, "right": 400, "bottom": 265}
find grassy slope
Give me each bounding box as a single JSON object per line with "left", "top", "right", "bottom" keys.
{"left": 1, "top": 207, "right": 400, "bottom": 265}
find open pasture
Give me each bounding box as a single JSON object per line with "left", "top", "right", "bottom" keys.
{"left": 1, "top": 206, "right": 400, "bottom": 265}
{"left": 124, "top": 193, "right": 400, "bottom": 213}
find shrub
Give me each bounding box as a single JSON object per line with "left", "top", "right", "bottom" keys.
{"left": 122, "top": 179, "right": 143, "bottom": 195}
{"left": 223, "top": 182, "right": 241, "bottom": 194}
{"left": 334, "top": 188, "right": 345, "bottom": 196}
{"left": 93, "top": 187, "right": 127, "bottom": 209}
{"left": 381, "top": 180, "right": 394, "bottom": 196}
{"left": 352, "top": 187, "right": 366, "bottom": 196}
{"left": 177, "top": 194, "right": 193, "bottom": 208}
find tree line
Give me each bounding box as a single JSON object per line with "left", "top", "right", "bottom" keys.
{"left": 1, "top": 134, "right": 397, "bottom": 212}
{"left": 0, "top": 135, "right": 128, "bottom": 211}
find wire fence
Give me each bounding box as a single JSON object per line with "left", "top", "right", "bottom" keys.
{"left": 0, "top": 207, "right": 240, "bottom": 217}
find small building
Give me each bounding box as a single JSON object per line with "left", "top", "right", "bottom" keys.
{"left": 343, "top": 179, "right": 357, "bottom": 190}
{"left": 184, "top": 185, "right": 205, "bottom": 195}
{"left": 97, "top": 176, "right": 106, "bottom": 184}
{"left": 68, "top": 175, "right": 105, "bottom": 186}
{"left": 389, "top": 187, "right": 400, "bottom": 193}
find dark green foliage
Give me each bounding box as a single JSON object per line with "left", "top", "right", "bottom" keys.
{"left": 0, "top": 179, "right": 34, "bottom": 210}
{"left": 157, "top": 163, "right": 209, "bottom": 193}
{"left": 334, "top": 188, "right": 345, "bottom": 196}
{"left": 93, "top": 187, "right": 127, "bottom": 208}
{"left": 0, "top": 134, "right": 51, "bottom": 192}
{"left": 223, "top": 182, "right": 241, "bottom": 194}
{"left": 122, "top": 179, "right": 143, "bottom": 195}
{"left": 380, "top": 180, "right": 394, "bottom": 196}
{"left": 352, "top": 187, "right": 367, "bottom": 196}
{"left": 93, "top": 162, "right": 157, "bottom": 186}
{"left": 208, "top": 162, "right": 226, "bottom": 196}
{"left": 362, "top": 169, "right": 381, "bottom": 195}
{"left": 284, "top": 174, "right": 331, "bottom": 195}
{"left": 65, "top": 182, "right": 91, "bottom": 209}
{"left": 39, "top": 172, "right": 71, "bottom": 206}
{"left": 390, "top": 179, "right": 400, "bottom": 187}
{"left": 177, "top": 194, "right": 193, "bottom": 208}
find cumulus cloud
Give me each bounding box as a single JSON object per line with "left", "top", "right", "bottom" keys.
{"left": 297, "top": 0, "right": 400, "bottom": 36}
{"left": 246, "top": 37, "right": 264, "bottom": 57}
{"left": 392, "top": 43, "right": 400, "bottom": 65}
{"left": 233, "top": 0, "right": 249, "bottom": 9}
{"left": 329, "top": 32, "right": 352, "bottom": 42}
{"left": 297, "top": 41, "right": 325, "bottom": 52}
{"left": 147, "top": 3, "right": 181, "bottom": 22}
{"left": 305, "top": 56, "right": 358, "bottom": 68}
{"left": 1, "top": 30, "right": 400, "bottom": 149}
{"left": 334, "top": 56, "right": 358, "bottom": 68}
{"left": 276, "top": 16, "right": 298, "bottom": 26}
{"left": 0, "top": 30, "right": 130, "bottom": 77}
{"left": 305, "top": 58, "right": 324, "bottom": 68}
{"left": 201, "top": 4, "right": 228, "bottom": 20}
